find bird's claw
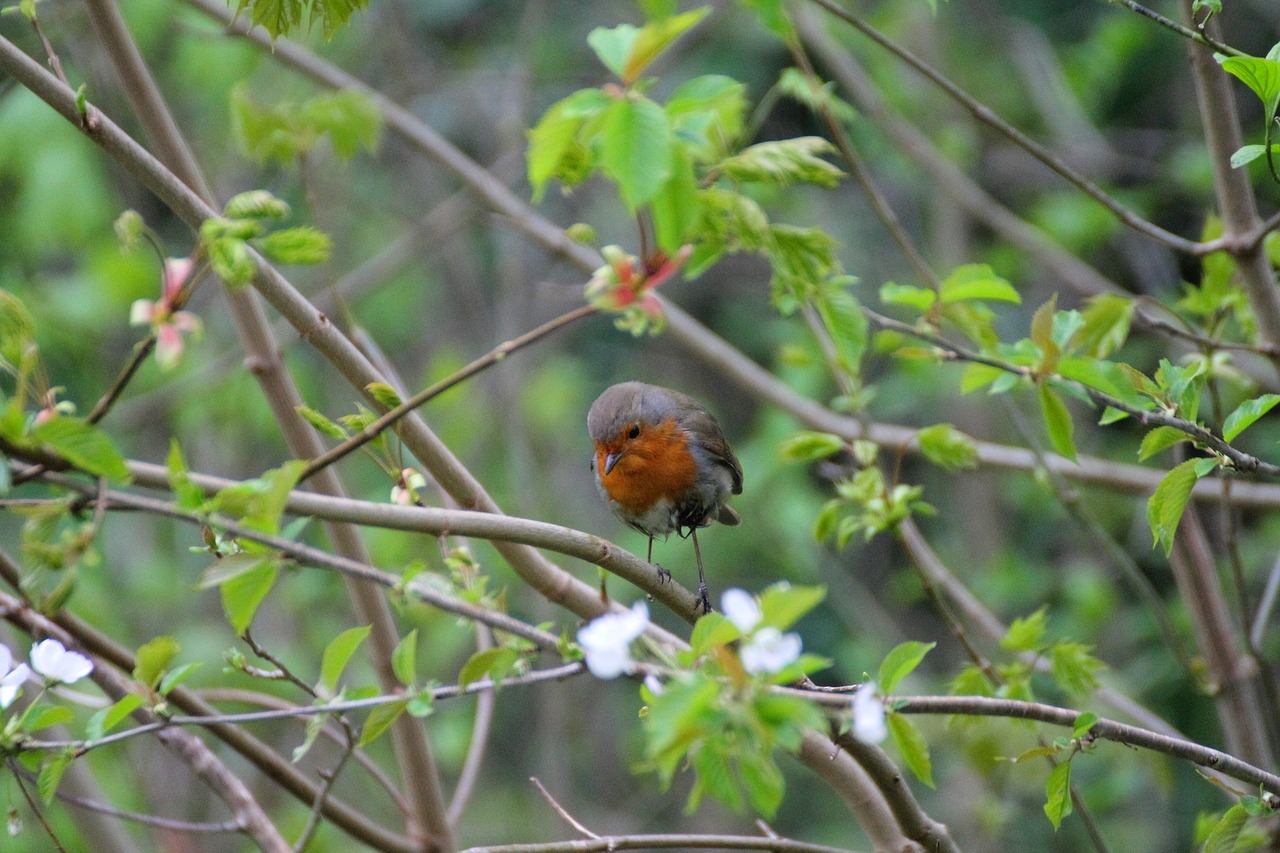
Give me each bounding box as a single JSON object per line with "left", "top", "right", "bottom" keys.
{"left": 696, "top": 582, "right": 712, "bottom": 615}
{"left": 654, "top": 564, "right": 672, "bottom": 585}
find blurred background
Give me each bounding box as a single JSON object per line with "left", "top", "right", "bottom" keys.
{"left": 3, "top": 0, "right": 1280, "bottom": 849}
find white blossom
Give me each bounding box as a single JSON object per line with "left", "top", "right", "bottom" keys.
{"left": 739, "top": 626, "right": 802, "bottom": 675}
{"left": 643, "top": 673, "right": 665, "bottom": 696}
{"left": 852, "top": 681, "right": 888, "bottom": 744}
{"left": 30, "top": 639, "right": 94, "bottom": 685}
{"left": 721, "top": 588, "right": 762, "bottom": 634}
{"left": 0, "top": 646, "right": 29, "bottom": 710}
{"left": 577, "top": 601, "right": 649, "bottom": 679}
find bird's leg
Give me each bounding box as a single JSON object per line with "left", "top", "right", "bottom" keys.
{"left": 690, "top": 530, "right": 711, "bottom": 614}
{"left": 649, "top": 537, "right": 671, "bottom": 585}
{"left": 598, "top": 567, "right": 610, "bottom": 605}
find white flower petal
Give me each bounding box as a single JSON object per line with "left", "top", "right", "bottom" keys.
{"left": 577, "top": 601, "right": 649, "bottom": 680}
{"left": 0, "top": 644, "right": 12, "bottom": 675}
{"left": 0, "top": 664, "right": 28, "bottom": 710}
{"left": 30, "top": 639, "right": 94, "bottom": 684}
{"left": 721, "top": 588, "right": 761, "bottom": 633}
{"left": 852, "top": 681, "right": 888, "bottom": 745}
{"left": 740, "top": 627, "right": 803, "bottom": 675}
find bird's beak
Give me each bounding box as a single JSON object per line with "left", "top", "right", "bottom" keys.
{"left": 604, "top": 450, "right": 622, "bottom": 475}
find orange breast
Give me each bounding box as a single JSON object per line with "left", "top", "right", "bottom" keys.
{"left": 596, "top": 419, "right": 698, "bottom": 516}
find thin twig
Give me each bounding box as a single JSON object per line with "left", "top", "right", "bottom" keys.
{"left": 530, "top": 778, "right": 600, "bottom": 840}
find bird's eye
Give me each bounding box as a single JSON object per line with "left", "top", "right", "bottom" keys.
{"left": 627, "top": 423, "right": 641, "bottom": 440}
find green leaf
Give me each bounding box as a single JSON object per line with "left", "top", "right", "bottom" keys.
{"left": 816, "top": 284, "right": 868, "bottom": 374}
{"left": 300, "top": 89, "right": 382, "bottom": 157}
{"left": 599, "top": 96, "right": 673, "bottom": 210}
{"left": 0, "top": 288, "right": 36, "bottom": 366}
{"left": 879, "top": 282, "right": 935, "bottom": 312}
{"left": 738, "top": 751, "right": 785, "bottom": 818}
{"left": 688, "top": 611, "right": 742, "bottom": 654}
{"left": 1147, "top": 459, "right": 1204, "bottom": 556}
{"left": 1071, "top": 293, "right": 1134, "bottom": 358}
{"left": 1203, "top": 804, "right": 1251, "bottom": 853}
{"left": 296, "top": 405, "right": 348, "bottom": 440}
{"left": 223, "top": 189, "right": 290, "bottom": 220}
{"left": 1229, "top": 144, "right": 1280, "bottom": 169}
{"left": 198, "top": 553, "right": 271, "bottom": 589}
{"left": 166, "top": 440, "right": 206, "bottom": 512}
{"left": 26, "top": 705, "right": 73, "bottom": 732}
{"left": 256, "top": 227, "right": 332, "bottom": 266}
{"left": 392, "top": 629, "right": 417, "bottom": 686}
{"left": 587, "top": 23, "right": 640, "bottom": 79}
{"left": 31, "top": 417, "right": 130, "bottom": 481}
{"left": 1050, "top": 641, "right": 1104, "bottom": 695}
{"left": 1138, "top": 425, "right": 1191, "bottom": 461}
{"left": 207, "top": 236, "right": 256, "bottom": 287}
{"left": 717, "top": 137, "right": 843, "bottom": 188}
{"left": 292, "top": 710, "right": 326, "bottom": 764}
{"left": 779, "top": 431, "right": 844, "bottom": 462}
{"left": 624, "top": 8, "right": 711, "bottom": 84}
{"left": 1223, "top": 393, "right": 1280, "bottom": 442}
{"left": 38, "top": 752, "right": 73, "bottom": 804}
{"left": 886, "top": 713, "right": 934, "bottom": 788}
{"left": 1002, "top": 607, "right": 1047, "bottom": 653}
{"left": 359, "top": 698, "right": 408, "bottom": 747}
{"left": 758, "top": 584, "right": 826, "bottom": 631}
{"left": 220, "top": 560, "right": 278, "bottom": 635}
{"left": 1043, "top": 760, "right": 1073, "bottom": 829}
{"left": 651, "top": 146, "right": 702, "bottom": 253}
{"left": 877, "top": 640, "right": 935, "bottom": 693}
{"left": 133, "top": 636, "right": 180, "bottom": 690}
{"left": 1038, "top": 383, "right": 1077, "bottom": 462}
{"left": 916, "top": 423, "right": 978, "bottom": 471}
{"left": 320, "top": 625, "right": 371, "bottom": 694}
{"left": 939, "top": 264, "right": 1020, "bottom": 304}
{"left": 775, "top": 68, "right": 858, "bottom": 126}
{"left": 1072, "top": 711, "right": 1099, "bottom": 739}
{"left": 960, "top": 362, "right": 1004, "bottom": 394}
{"left": 86, "top": 694, "right": 143, "bottom": 741}
{"left": 458, "top": 647, "right": 519, "bottom": 690}
{"left": 1220, "top": 55, "right": 1280, "bottom": 124}
{"left": 158, "top": 662, "right": 201, "bottom": 696}
{"left": 526, "top": 89, "right": 609, "bottom": 201}
{"left": 1030, "top": 295, "right": 1060, "bottom": 373}
{"left": 366, "top": 382, "right": 403, "bottom": 409}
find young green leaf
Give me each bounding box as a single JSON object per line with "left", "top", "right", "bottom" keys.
{"left": 38, "top": 752, "right": 73, "bottom": 804}
{"left": 688, "top": 611, "right": 741, "bottom": 655}
{"left": 758, "top": 583, "right": 826, "bottom": 630}
{"left": 717, "top": 137, "right": 843, "bottom": 187}
{"left": 879, "top": 282, "right": 936, "bottom": 312}
{"left": 779, "top": 431, "right": 845, "bottom": 462}
{"left": 738, "top": 750, "right": 785, "bottom": 818}
{"left": 599, "top": 96, "right": 673, "bottom": 210}
{"left": 158, "top": 662, "right": 201, "bottom": 696}
{"left": 1138, "top": 425, "right": 1190, "bottom": 461}
{"left": 527, "top": 89, "right": 610, "bottom": 201}
{"left": 320, "top": 625, "right": 372, "bottom": 694}
{"left": 886, "top": 713, "right": 934, "bottom": 788}
{"left": 296, "top": 405, "right": 349, "bottom": 440}
{"left": 220, "top": 560, "right": 278, "bottom": 635}
{"left": 1222, "top": 393, "right": 1280, "bottom": 442}
{"left": 650, "top": 147, "right": 701, "bottom": 252}
{"left": 1038, "top": 383, "right": 1077, "bottom": 462}
{"left": 1072, "top": 711, "right": 1099, "bottom": 739}
{"left": 1002, "top": 608, "right": 1047, "bottom": 653}
{"left": 133, "top": 636, "right": 180, "bottom": 690}
{"left": 86, "top": 694, "right": 144, "bottom": 741}
{"left": 916, "top": 423, "right": 978, "bottom": 471}
{"left": 1219, "top": 55, "right": 1280, "bottom": 124}
{"left": 1030, "top": 296, "right": 1060, "bottom": 373}
{"left": 392, "top": 629, "right": 417, "bottom": 687}
{"left": 877, "top": 640, "right": 935, "bottom": 693}
{"left": 1043, "top": 760, "right": 1073, "bottom": 829}
{"left": 1147, "top": 459, "right": 1205, "bottom": 556}
{"left": 1050, "top": 641, "right": 1104, "bottom": 695}
{"left": 458, "top": 647, "right": 519, "bottom": 690}
{"left": 587, "top": 24, "right": 640, "bottom": 80}
{"left": 360, "top": 698, "right": 408, "bottom": 747}
{"left": 624, "top": 8, "right": 710, "bottom": 84}
{"left": 166, "top": 439, "right": 206, "bottom": 511}
{"left": 31, "top": 417, "right": 130, "bottom": 481}
{"left": 1071, "top": 293, "right": 1134, "bottom": 358}
{"left": 198, "top": 553, "right": 272, "bottom": 589}
{"left": 1202, "top": 803, "right": 1251, "bottom": 853}
{"left": 256, "top": 227, "right": 332, "bottom": 266}
{"left": 223, "top": 189, "right": 290, "bottom": 220}
{"left": 939, "top": 264, "right": 1020, "bottom": 304}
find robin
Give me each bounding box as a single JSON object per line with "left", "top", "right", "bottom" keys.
{"left": 588, "top": 381, "right": 743, "bottom": 614}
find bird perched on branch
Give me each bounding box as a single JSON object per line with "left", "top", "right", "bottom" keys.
{"left": 588, "top": 381, "right": 743, "bottom": 614}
